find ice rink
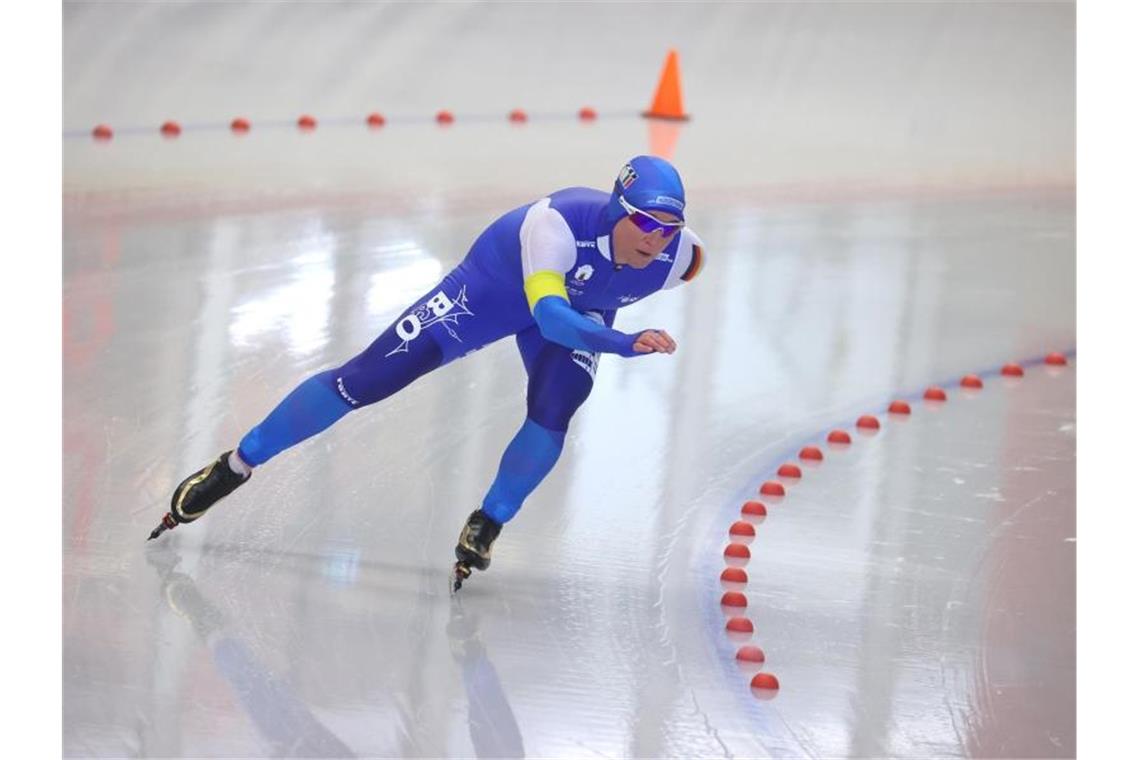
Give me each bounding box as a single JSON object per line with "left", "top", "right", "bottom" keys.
{"left": 63, "top": 3, "right": 1075, "bottom": 757}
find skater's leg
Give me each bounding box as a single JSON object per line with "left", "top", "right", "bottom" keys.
{"left": 237, "top": 317, "right": 444, "bottom": 466}
{"left": 479, "top": 419, "right": 566, "bottom": 525}
{"left": 234, "top": 375, "right": 353, "bottom": 468}
{"left": 514, "top": 325, "right": 544, "bottom": 377}
{"left": 453, "top": 313, "right": 611, "bottom": 582}
{"left": 480, "top": 339, "right": 600, "bottom": 525}
{"left": 239, "top": 270, "right": 507, "bottom": 466}
{"left": 155, "top": 269, "right": 508, "bottom": 541}
{"left": 152, "top": 317, "right": 447, "bottom": 538}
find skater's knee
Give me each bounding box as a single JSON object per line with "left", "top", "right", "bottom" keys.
{"left": 314, "top": 368, "right": 369, "bottom": 410}
{"left": 326, "top": 331, "right": 444, "bottom": 408}
{"left": 526, "top": 347, "right": 595, "bottom": 432}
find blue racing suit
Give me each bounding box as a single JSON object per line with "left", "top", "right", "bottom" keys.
{"left": 236, "top": 187, "right": 706, "bottom": 523}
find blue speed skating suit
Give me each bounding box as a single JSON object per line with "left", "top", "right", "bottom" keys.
{"left": 236, "top": 177, "right": 705, "bottom": 525}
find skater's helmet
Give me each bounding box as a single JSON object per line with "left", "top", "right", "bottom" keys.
{"left": 605, "top": 155, "right": 686, "bottom": 228}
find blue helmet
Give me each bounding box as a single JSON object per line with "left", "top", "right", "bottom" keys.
{"left": 604, "top": 155, "right": 686, "bottom": 227}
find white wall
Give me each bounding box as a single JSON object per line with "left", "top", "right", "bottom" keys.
{"left": 64, "top": 1, "right": 1074, "bottom": 189}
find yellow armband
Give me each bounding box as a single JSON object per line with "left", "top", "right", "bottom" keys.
{"left": 524, "top": 270, "right": 570, "bottom": 312}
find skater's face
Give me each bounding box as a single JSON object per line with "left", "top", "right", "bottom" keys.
{"left": 612, "top": 208, "right": 683, "bottom": 269}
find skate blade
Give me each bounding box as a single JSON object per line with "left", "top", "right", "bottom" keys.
{"left": 450, "top": 562, "right": 472, "bottom": 595}
{"left": 147, "top": 513, "right": 178, "bottom": 541}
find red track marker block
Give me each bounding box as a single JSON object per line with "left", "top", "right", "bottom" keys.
{"left": 799, "top": 446, "right": 823, "bottom": 461}
{"left": 741, "top": 501, "right": 768, "bottom": 518}
{"left": 720, "top": 567, "right": 748, "bottom": 584}
{"left": 230, "top": 117, "right": 250, "bottom": 133}
{"left": 724, "top": 543, "right": 750, "bottom": 566}
{"left": 856, "top": 415, "right": 880, "bottom": 430}
{"left": 721, "top": 591, "right": 747, "bottom": 608}
{"left": 92, "top": 124, "right": 113, "bottom": 140}
{"left": 759, "top": 481, "right": 785, "bottom": 497}
{"left": 726, "top": 617, "right": 754, "bottom": 634}
{"left": 777, "top": 463, "right": 802, "bottom": 479}
{"left": 888, "top": 400, "right": 911, "bottom": 415}
{"left": 1045, "top": 352, "right": 1068, "bottom": 366}
{"left": 961, "top": 374, "right": 983, "bottom": 389}
{"left": 730, "top": 521, "right": 756, "bottom": 539}
{"left": 924, "top": 387, "right": 947, "bottom": 401}
{"left": 827, "top": 430, "right": 852, "bottom": 445}
{"left": 751, "top": 672, "right": 780, "bottom": 692}
{"left": 736, "top": 645, "right": 766, "bottom": 663}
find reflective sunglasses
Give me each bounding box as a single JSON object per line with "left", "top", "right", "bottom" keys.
{"left": 618, "top": 195, "right": 684, "bottom": 237}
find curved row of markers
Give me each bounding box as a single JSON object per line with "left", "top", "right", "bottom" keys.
{"left": 720, "top": 351, "right": 1071, "bottom": 699}
{"left": 86, "top": 107, "right": 602, "bottom": 140}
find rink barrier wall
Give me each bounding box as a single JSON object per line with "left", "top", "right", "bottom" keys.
{"left": 709, "top": 349, "right": 1075, "bottom": 702}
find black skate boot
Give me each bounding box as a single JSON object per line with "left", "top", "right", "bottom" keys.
{"left": 147, "top": 451, "right": 250, "bottom": 540}
{"left": 451, "top": 509, "right": 503, "bottom": 593}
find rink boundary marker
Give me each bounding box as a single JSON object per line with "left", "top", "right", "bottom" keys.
{"left": 707, "top": 348, "right": 1075, "bottom": 702}
{"left": 65, "top": 108, "right": 628, "bottom": 141}
{"left": 71, "top": 48, "right": 688, "bottom": 140}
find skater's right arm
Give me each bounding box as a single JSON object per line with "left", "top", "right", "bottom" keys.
{"left": 520, "top": 201, "right": 664, "bottom": 357}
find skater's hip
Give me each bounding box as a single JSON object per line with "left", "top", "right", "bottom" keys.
{"left": 391, "top": 265, "right": 533, "bottom": 365}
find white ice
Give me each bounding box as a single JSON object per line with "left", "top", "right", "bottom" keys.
{"left": 63, "top": 3, "right": 1075, "bottom": 757}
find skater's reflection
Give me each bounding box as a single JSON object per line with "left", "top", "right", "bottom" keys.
{"left": 147, "top": 550, "right": 355, "bottom": 757}
{"left": 446, "top": 603, "right": 525, "bottom": 758}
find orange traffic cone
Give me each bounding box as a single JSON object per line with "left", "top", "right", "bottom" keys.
{"left": 642, "top": 49, "right": 690, "bottom": 121}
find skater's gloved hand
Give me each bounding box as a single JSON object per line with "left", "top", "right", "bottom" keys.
{"left": 632, "top": 329, "right": 677, "bottom": 355}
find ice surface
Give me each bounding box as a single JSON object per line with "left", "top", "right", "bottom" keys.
{"left": 63, "top": 3, "right": 1074, "bottom": 757}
